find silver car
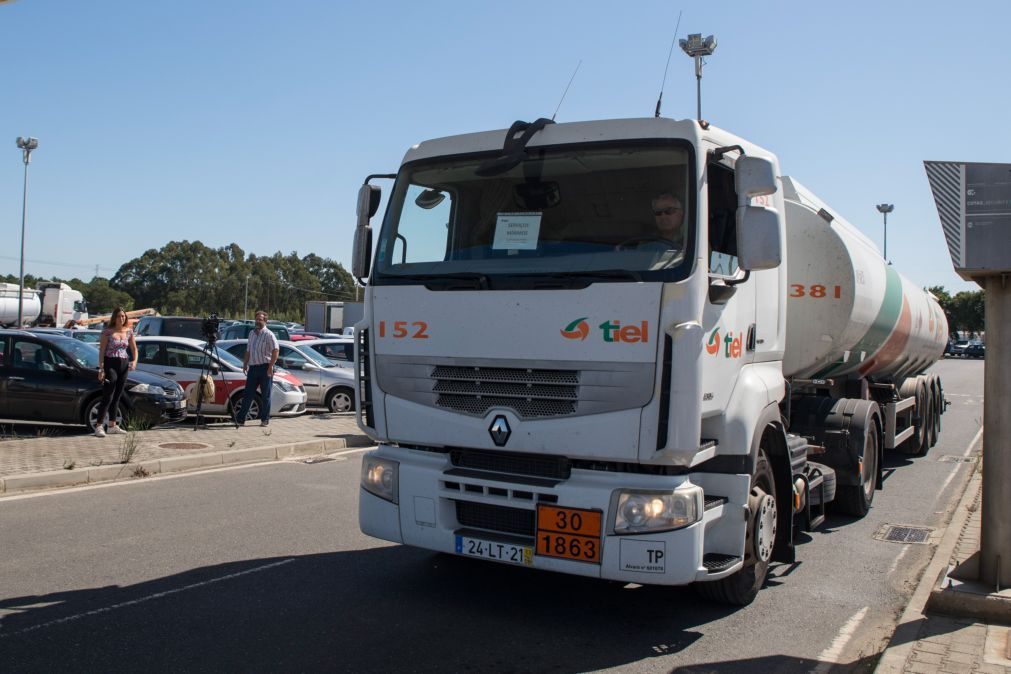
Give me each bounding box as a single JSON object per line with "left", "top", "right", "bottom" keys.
{"left": 217, "top": 339, "right": 356, "bottom": 413}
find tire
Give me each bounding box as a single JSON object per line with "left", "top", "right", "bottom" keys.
{"left": 228, "top": 393, "right": 262, "bottom": 423}
{"left": 832, "top": 417, "right": 879, "bottom": 517}
{"left": 696, "top": 449, "right": 777, "bottom": 606}
{"left": 84, "top": 396, "right": 124, "bottom": 430}
{"left": 325, "top": 387, "right": 355, "bottom": 413}
{"left": 807, "top": 462, "right": 836, "bottom": 507}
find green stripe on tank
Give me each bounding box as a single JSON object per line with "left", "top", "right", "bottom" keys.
{"left": 814, "top": 265, "right": 904, "bottom": 377}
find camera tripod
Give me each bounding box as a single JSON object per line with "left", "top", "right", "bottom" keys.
{"left": 193, "top": 337, "right": 238, "bottom": 431}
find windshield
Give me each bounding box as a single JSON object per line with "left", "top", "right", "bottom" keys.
{"left": 199, "top": 342, "right": 246, "bottom": 370}
{"left": 294, "top": 344, "right": 336, "bottom": 367}
{"left": 55, "top": 338, "right": 100, "bottom": 369}
{"left": 373, "top": 142, "right": 694, "bottom": 285}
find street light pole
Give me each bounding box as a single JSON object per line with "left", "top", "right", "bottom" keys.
{"left": 876, "top": 203, "right": 894, "bottom": 264}
{"left": 244, "top": 275, "right": 249, "bottom": 320}
{"left": 15, "top": 137, "right": 39, "bottom": 326}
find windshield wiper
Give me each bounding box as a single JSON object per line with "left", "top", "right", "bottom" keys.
{"left": 381, "top": 272, "right": 492, "bottom": 290}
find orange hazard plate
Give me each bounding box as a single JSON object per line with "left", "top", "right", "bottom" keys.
{"left": 535, "top": 504, "right": 603, "bottom": 564}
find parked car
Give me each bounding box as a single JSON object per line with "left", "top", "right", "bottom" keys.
{"left": 0, "top": 329, "right": 187, "bottom": 430}
{"left": 964, "top": 343, "right": 985, "bottom": 359}
{"left": 71, "top": 329, "right": 103, "bottom": 344}
{"left": 218, "top": 339, "right": 356, "bottom": 412}
{"left": 218, "top": 321, "right": 291, "bottom": 341}
{"left": 135, "top": 316, "right": 214, "bottom": 341}
{"left": 299, "top": 338, "right": 355, "bottom": 371}
{"left": 134, "top": 336, "right": 307, "bottom": 420}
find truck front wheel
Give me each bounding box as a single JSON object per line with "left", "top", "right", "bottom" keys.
{"left": 696, "top": 449, "right": 777, "bottom": 606}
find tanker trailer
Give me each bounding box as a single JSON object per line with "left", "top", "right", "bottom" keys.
{"left": 781, "top": 177, "right": 948, "bottom": 516}
{"left": 0, "top": 283, "right": 42, "bottom": 327}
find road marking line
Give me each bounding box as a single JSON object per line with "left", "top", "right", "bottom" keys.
{"left": 888, "top": 545, "right": 911, "bottom": 577}
{"left": 812, "top": 606, "right": 868, "bottom": 672}
{"left": 0, "top": 558, "right": 296, "bottom": 639}
{"left": 936, "top": 426, "right": 984, "bottom": 498}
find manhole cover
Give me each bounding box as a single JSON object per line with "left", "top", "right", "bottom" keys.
{"left": 157, "top": 442, "right": 212, "bottom": 450}
{"left": 938, "top": 455, "right": 977, "bottom": 463}
{"left": 875, "top": 524, "right": 933, "bottom": 544}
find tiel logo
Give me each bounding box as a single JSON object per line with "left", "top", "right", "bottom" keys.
{"left": 561, "top": 317, "right": 590, "bottom": 341}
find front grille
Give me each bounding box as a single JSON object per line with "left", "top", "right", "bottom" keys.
{"left": 432, "top": 366, "right": 579, "bottom": 419}
{"left": 455, "top": 500, "right": 535, "bottom": 537}
{"left": 451, "top": 448, "right": 571, "bottom": 480}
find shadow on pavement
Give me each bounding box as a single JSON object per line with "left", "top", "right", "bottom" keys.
{"left": 0, "top": 545, "right": 736, "bottom": 673}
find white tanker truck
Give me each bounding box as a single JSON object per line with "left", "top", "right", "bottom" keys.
{"left": 0, "top": 282, "right": 88, "bottom": 327}
{"left": 351, "top": 117, "right": 947, "bottom": 605}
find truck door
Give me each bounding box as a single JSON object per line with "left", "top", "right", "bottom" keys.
{"left": 700, "top": 158, "right": 757, "bottom": 414}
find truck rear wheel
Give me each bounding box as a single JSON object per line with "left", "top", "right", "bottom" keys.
{"left": 696, "top": 449, "right": 776, "bottom": 606}
{"left": 833, "top": 417, "right": 879, "bottom": 517}
{"left": 896, "top": 378, "right": 930, "bottom": 456}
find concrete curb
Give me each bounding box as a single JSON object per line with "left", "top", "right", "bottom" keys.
{"left": 874, "top": 462, "right": 983, "bottom": 673}
{"left": 0, "top": 437, "right": 371, "bottom": 496}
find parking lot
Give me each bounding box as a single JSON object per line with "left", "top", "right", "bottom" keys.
{"left": 0, "top": 411, "right": 371, "bottom": 490}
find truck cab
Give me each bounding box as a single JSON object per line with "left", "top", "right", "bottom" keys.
{"left": 352, "top": 118, "right": 796, "bottom": 604}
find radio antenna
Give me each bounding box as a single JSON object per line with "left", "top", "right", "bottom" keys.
{"left": 654, "top": 10, "right": 683, "bottom": 118}
{"left": 551, "top": 59, "right": 582, "bottom": 122}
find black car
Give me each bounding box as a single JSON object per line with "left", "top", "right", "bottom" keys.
{"left": 0, "top": 330, "right": 187, "bottom": 430}
{"left": 219, "top": 322, "right": 291, "bottom": 341}
{"left": 135, "top": 316, "right": 213, "bottom": 340}
{"left": 964, "top": 343, "right": 985, "bottom": 359}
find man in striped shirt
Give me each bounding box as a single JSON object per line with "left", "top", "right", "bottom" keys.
{"left": 237, "top": 310, "right": 280, "bottom": 426}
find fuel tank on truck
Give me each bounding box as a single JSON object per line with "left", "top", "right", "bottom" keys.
{"left": 0, "top": 283, "right": 41, "bottom": 326}
{"left": 780, "top": 177, "right": 947, "bottom": 382}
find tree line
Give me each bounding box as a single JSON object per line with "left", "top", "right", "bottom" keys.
{"left": 928, "top": 286, "right": 985, "bottom": 339}
{"left": 2, "top": 241, "right": 357, "bottom": 322}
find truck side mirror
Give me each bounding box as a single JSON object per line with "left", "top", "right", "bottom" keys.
{"left": 353, "top": 184, "right": 381, "bottom": 279}
{"left": 736, "top": 206, "right": 782, "bottom": 271}
{"left": 735, "top": 156, "right": 777, "bottom": 198}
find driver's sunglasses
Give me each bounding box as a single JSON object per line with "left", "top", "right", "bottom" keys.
{"left": 653, "top": 206, "right": 682, "bottom": 216}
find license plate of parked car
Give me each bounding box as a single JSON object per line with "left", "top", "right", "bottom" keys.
{"left": 455, "top": 536, "right": 533, "bottom": 566}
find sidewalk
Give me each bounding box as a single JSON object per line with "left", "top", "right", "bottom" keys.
{"left": 876, "top": 450, "right": 1011, "bottom": 674}
{"left": 0, "top": 412, "right": 373, "bottom": 495}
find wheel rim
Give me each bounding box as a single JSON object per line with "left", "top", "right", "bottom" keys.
{"left": 329, "top": 391, "right": 352, "bottom": 413}
{"left": 752, "top": 491, "right": 777, "bottom": 563}
{"left": 862, "top": 426, "right": 878, "bottom": 501}
{"left": 246, "top": 400, "right": 260, "bottom": 420}
{"left": 89, "top": 403, "right": 123, "bottom": 429}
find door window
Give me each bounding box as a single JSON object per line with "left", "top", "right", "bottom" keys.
{"left": 12, "top": 339, "right": 59, "bottom": 372}
{"left": 165, "top": 344, "right": 210, "bottom": 369}
{"left": 279, "top": 346, "right": 309, "bottom": 369}
{"left": 137, "top": 342, "right": 162, "bottom": 365}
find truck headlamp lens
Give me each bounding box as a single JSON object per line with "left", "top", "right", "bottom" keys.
{"left": 361, "top": 454, "right": 399, "bottom": 504}
{"left": 614, "top": 486, "right": 701, "bottom": 534}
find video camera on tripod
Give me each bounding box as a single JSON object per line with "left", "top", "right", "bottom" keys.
{"left": 201, "top": 313, "right": 221, "bottom": 344}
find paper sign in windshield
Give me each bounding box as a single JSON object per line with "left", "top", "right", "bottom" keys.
{"left": 493, "top": 212, "right": 541, "bottom": 250}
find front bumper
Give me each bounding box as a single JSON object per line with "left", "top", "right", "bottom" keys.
{"left": 129, "top": 396, "right": 188, "bottom": 426}
{"left": 270, "top": 389, "right": 307, "bottom": 416}
{"left": 359, "top": 444, "right": 752, "bottom": 586}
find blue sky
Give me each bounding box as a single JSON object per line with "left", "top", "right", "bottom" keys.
{"left": 2, "top": 0, "right": 1008, "bottom": 293}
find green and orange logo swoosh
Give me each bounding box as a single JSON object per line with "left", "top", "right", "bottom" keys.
{"left": 561, "top": 318, "right": 590, "bottom": 341}
{"left": 705, "top": 328, "right": 721, "bottom": 355}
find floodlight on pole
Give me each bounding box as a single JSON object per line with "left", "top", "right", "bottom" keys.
{"left": 679, "top": 33, "right": 717, "bottom": 121}
{"left": 876, "top": 203, "right": 894, "bottom": 264}
{"left": 15, "top": 136, "right": 39, "bottom": 327}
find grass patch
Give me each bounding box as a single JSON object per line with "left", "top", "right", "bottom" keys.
{"left": 119, "top": 432, "right": 141, "bottom": 464}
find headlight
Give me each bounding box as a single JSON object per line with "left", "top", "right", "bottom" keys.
{"left": 613, "top": 485, "right": 702, "bottom": 534}
{"left": 273, "top": 378, "right": 296, "bottom": 392}
{"left": 128, "top": 383, "right": 166, "bottom": 396}
{"left": 361, "top": 454, "right": 398, "bottom": 504}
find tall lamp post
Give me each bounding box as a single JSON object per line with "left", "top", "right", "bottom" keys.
{"left": 15, "top": 136, "right": 39, "bottom": 326}
{"left": 679, "top": 33, "right": 717, "bottom": 121}
{"left": 876, "top": 203, "right": 894, "bottom": 264}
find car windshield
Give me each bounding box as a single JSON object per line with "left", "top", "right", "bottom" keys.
{"left": 54, "top": 338, "right": 100, "bottom": 369}
{"left": 373, "top": 141, "right": 694, "bottom": 286}
{"left": 294, "top": 344, "right": 335, "bottom": 368}
{"left": 200, "top": 342, "right": 246, "bottom": 370}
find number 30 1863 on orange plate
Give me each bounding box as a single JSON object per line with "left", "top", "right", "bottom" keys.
{"left": 535, "top": 504, "right": 603, "bottom": 564}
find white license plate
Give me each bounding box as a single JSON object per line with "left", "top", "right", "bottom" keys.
{"left": 455, "top": 536, "right": 533, "bottom": 566}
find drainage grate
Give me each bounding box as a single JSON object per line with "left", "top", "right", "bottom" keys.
{"left": 876, "top": 524, "right": 933, "bottom": 544}
{"left": 938, "top": 455, "right": 977, "bottom": 464}
{"left": 157, "top": 442, "right": 212, "bottom": 450}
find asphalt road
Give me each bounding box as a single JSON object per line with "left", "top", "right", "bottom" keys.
{"left": 0, "top": 359, "right": 984, "bottom": 673}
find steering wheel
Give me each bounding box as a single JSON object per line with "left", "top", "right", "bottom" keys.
{"left": 615, "top": 236, "right": 677, "bottom": 251}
